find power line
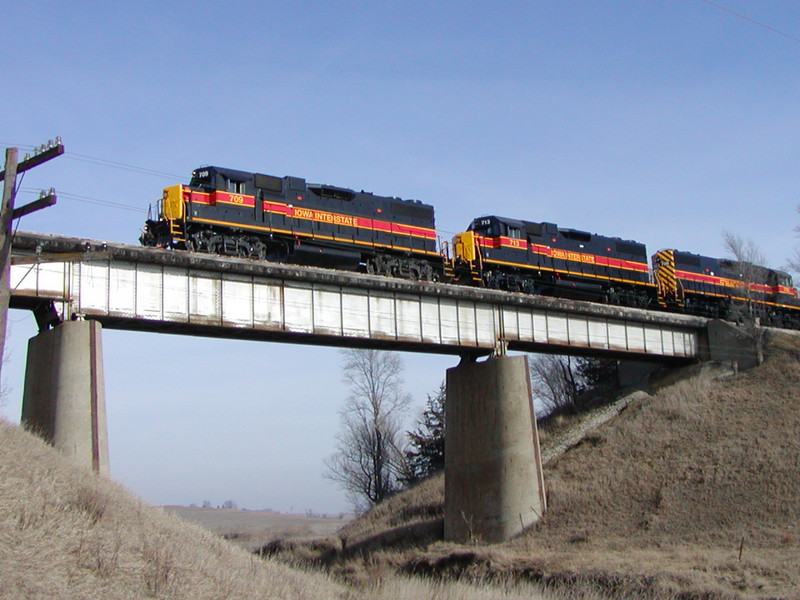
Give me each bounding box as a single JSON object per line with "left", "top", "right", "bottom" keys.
{"left": 699, "top": 0, "right": 800, "bottom": 44}
{"left": 0, "top": 143, "right": 183, "bottom": 180}
{"left": 18, "top": 187, "right": 144, "bottom": 213}
{"left": 64, "top": 153, "right": 183, "bottom": 180}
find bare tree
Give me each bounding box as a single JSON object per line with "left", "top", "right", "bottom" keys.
{"left": 325, "top": 349, "right": 411, "bottom": 512}
{"left": 787, "top": 204, "right": 800, "bottom": 274}
{"left": 723, "top": 231, "right": 767, "bottom": 279}
{"left": 528, "top": 354, "right": 583, "bottom": 416}
{"left": 722, "top": 231, "right": 768, "bottom": 320}
{"left": 529, "top": 355, "right": 621, "bottom": 417}
{"left": 789, "top": 249, "right": 800, "bottom": 274}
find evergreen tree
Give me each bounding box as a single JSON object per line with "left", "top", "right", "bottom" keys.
{"left": 576, "top": 357, "right": 618, "bottom": 390}
{"left": 404, "top": 382, "right": 446, "bottom": 483}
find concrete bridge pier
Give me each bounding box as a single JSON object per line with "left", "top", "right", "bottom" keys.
{"left": 444, "top": 354, "right": 546, "bottom": 543}
{"left": 21, "top": 319, "right": 109, "bottom": 476}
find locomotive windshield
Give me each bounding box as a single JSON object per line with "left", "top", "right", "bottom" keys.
{"left": 471, "top": 218, "right": 500, "bottom": 237}
{"left": 776, "top": 271, "right": 794, "bottom": 287}
{"left": 470, "top": 217, "right": 524, "bottom": 238}
{"left": 190, "top": 169, "right": 215, "bottom": 191}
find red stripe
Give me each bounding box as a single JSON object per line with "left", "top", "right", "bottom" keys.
{"left": 188, "top": 190, "right": 210, "bottom": 204}
{"left": 260, "top": 203, "right": 436, "bottom": 239}
{"left": 263, "top": 201, "right": 292, "bottom": 216}
{"left": 214, "top": 191, "right": 255, "bottom": 208}
{"left": 188, "top": 191, "right": 434, "bottom": 239}
{"left": 478, "top": 236, "right": 648, "bottom": 272}
{"left": 677, "top": 270, "right": 789, "bottom": 295}
{"left": 370, "top": 218, "right": 436, "bottom": 239}
{"left": 594, "top": 255, "right": 649, "bottom": 272}
{"left": 676, "top": 270, "right": 730, "bottom": 286}
{"left": 750, "top": 283, "right": 772, "bottom": 294}
{"left": 187, "top": 190, "right": 256, "bottom": 208}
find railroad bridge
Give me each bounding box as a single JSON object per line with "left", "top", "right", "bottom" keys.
{"left": 9, "top": 231, "right": 749, "bottom": 542}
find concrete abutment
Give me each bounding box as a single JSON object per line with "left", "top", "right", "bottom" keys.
{"left": 21, "top": 320, "right": 109, "bottom": 475}
{"left": 444, "top": 354, "right": 546, "bottom": 543}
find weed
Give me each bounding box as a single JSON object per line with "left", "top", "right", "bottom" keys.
{"left": 69, "top": 484, "right": 107, "bottom": 525}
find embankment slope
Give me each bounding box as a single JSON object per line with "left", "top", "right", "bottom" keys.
{"left": 0, "top": 419, "right": 346, "bottom": 600}
{"left": 411, "top": 353, "right": 800, "bottom": 598}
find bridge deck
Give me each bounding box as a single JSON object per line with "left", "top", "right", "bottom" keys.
{"left": 9, "top": 231, "right": 704, "bottom": 359}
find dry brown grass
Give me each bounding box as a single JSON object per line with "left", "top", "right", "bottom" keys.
{"left": 0, "top": 419, "right": 348, "bottom": 600}
{"left": 498, "top": 354, "right": 800, "bottom": 599}
{"left": 268, "top": 348, "right": 800, "bottom": 600}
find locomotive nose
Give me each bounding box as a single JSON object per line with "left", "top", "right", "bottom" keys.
{"left": 161, "top": 184, "right": 184, "bottom": 220}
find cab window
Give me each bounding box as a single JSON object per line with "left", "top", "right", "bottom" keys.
{"left": 226, "top": 178, "right": 246, "bottom": 194}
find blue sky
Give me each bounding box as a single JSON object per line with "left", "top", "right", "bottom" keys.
{"left": 3, "top": 1, "right": 799, "bottom": 512}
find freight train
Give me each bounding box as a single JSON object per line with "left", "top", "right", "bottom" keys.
{"left": 140, "top": 165, "right": 800, "bottom": 329}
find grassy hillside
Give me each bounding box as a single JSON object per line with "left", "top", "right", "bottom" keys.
{"left": 0, "top": 418, "right": 351, "bottom": 599}
{"left": 268, "top": 342, "right": 800, "bottom": 600}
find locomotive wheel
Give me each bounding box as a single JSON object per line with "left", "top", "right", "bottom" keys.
{"left": 187, "top": 230, "right": 219, "bottom": 255}
{"left": 253, "top": 241, "right": 268, "bottom": 261}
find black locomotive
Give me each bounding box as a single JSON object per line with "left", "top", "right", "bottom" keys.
{"left": 450, "top": 215, "right": 654, "bottom": 305}
{"left": 141, "top": 166, "right": 800, "bottom": 329}
{"left": 652, "top": 249, "right": 800, "bottom": 328}
{"left": 141, "top": 165, "right": 443, "bottom": 280}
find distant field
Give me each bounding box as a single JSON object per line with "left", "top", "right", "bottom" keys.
{"left": 163, "top": 506, "right": 353, "bottom": 550}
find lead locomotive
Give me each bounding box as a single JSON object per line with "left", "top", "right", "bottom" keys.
{"left": 141, "top": 165, "right": 442, "bottom": 280}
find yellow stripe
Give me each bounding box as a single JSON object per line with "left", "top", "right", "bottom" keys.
{"left": 190, "top": 217, "right": 441, "bottom": 257}
{"left": 684, "top": 290, "right": 800, "bottom": 312}
{"left": 482, "top": 257, "right": 656, "bottom": 288}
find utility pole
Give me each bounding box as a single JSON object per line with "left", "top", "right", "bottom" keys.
{"left": 0, "top": 139, "right": 64, "bottom": 385}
